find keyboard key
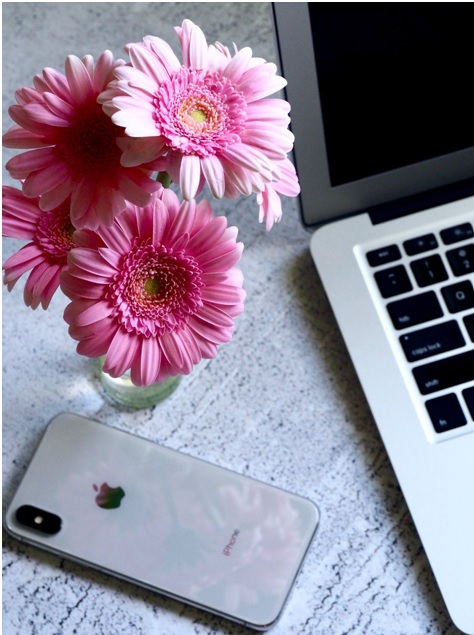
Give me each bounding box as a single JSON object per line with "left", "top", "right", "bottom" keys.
{"left": 441, "top": 281, "right": 474, "bottom": 313}
{"left": 410, "top": 254, "right": 448, "bottom": 287}
{"left": 403, "top": 233, "right": 438, "bottom": 256}
{"left": 463, "top": 386, "right": 474, "bottom": 419}
{"left": 374, "top": 265, "right": 413, "bottom": 298}
{"left": 367, "top": 245, "right": 401, "bottom": 267}
{"left": 399, "top": 321, "right": 465, "bottom": 362}
{"left": 440, "top": 222, "right": 473, "bottom": 245}
{"left": 425, "top": 393, "right": 467, "bottom": 433}
{"left": 387, "top": 291, "right": 443, "bottom": 330}
{"left": 446, "top": 244, "right": 474, "bottom": 276}
{"left": 464, "top": 314, "right": 474, "bottom": 341}
{"left": 413, "top": 350, "right": 474, "bottom": 395}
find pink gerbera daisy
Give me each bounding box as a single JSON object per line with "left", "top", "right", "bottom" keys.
{"left": 60, "top": 188, "right": 245, "bottom": 386}
{"left": 2, "top": 51, "right": 161, "bottom": 230}
{"left": 101, "top": 20, "right": 300, "bottom": 228}
{"left": 2, "top": 186, "right": 76, "bottom": 309}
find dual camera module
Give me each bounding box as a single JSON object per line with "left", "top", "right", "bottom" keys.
{"left": 16, "top": 505, "right": 62, "bottom": 535}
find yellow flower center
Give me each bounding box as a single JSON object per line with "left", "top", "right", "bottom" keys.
{"left": 190, "top": 108, "right": 207, "bottom": 124}
{"left": 144, "top": 277, "right": 161, "bottom": 297}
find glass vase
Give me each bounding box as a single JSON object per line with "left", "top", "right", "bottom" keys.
{"left": 97, "top": 358, "right": 181, "bottom": 409}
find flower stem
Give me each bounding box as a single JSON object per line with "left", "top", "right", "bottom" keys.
{"left": 156, "top": 171, "right": 171, "bottom": 188}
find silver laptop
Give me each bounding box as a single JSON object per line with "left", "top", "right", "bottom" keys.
{"left": 272, "top": 4, "right": 474, "bottom": 633}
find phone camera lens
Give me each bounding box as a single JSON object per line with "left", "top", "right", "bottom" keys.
{"left": 16, "top": 505, "right": 62, "bottom": 535}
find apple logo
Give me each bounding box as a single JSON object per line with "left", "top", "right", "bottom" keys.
{"left": 93, "top": 483, "right": 125, "bottom": 509}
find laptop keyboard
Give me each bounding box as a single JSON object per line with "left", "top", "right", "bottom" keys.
{"left": 365, "top": 221, "right": 474, "bottom": 439}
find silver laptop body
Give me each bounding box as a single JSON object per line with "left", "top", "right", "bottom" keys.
{"left": 272, "top": 4, "right": 474, "bottom": 633}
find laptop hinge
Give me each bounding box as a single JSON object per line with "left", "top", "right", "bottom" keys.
{"left": 369, "top": 177, "right": 474, "bottom": 224}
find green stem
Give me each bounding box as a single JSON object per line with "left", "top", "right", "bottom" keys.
{"left": 156, "top": 171, "right": 171, "bottom": 188}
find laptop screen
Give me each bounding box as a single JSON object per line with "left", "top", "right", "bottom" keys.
{"left": 272, "top": 3, "right": 474, "bottom": 227}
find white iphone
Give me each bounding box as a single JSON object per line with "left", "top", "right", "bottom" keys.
{"left": 4, "top": 413, "right": 319, "bottom": 630}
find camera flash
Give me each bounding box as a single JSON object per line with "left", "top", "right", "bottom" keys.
{"left": 34, "top": 516, "right": 43, "bottom": 525}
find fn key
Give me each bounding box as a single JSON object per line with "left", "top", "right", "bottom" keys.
{"left": 425, "top": 393, "right": 467, "bottom": 433}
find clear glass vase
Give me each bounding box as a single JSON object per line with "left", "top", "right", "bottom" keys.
{"left": 97, "top": 358, "right": 181, "bottom": 409}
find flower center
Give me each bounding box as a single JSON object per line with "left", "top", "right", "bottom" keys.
{"left": 58, "top": 100, "right": 122, "bottom": 178}
{"left": 190, "top": 108, "right": 207, "bottom": 124}
{"left": 155, "top": 68, "right": 247, "bottom": 157}
{"left": 144, "top": 277, "right": 162, "bottom": 297}
{"left": 109, "top": 239, "right": 204, "bottom": 337}
{"left": 36, "top": 200, "right": 76, "bottom": 261}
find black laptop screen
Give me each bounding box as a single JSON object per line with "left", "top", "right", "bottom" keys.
{"left": 309, "top": 5, "right": 474, "bottom": 187}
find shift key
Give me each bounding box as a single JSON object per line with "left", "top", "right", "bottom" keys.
{"left": 387, "top": 291, "right": 443, "bottom": 330}
{"left": 413, "top": 350, "right": 474, "bottom": 394}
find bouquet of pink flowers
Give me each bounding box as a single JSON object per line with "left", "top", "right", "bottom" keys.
{"left": 2, "top": 19, "right": 299, "bottom": 386}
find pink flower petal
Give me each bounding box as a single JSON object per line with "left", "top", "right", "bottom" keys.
{"left": 24, "top": 102, "right": 71, "bottom": 127}
{"left": 60, "top": 273, "right": 105, "bottom": 300}
{"left": 17, "top": 86, "right": 44, "bottom": 105}
{"left": 220, "top": 143, "right": 276, "bottom": 176}
{"left": 3, "top": 244, "right": 45, "bottom": 285}
{"left": 186, "top": 215, "right": 228, "bottom": 254}
{"left": 75, "top": 300, "right": 112, "bottom": 327}
{"left": 117, "top": 173, "right": 153, "bottom": 208}
{"left": 2, "top": 125, "right": 50, "bottom": 149}
{"left": 98, "top": 247, "right": 122, "bottom": 271}
{"left": 174, "top": 327, "right": 202, "bottom": 366}
{"left": 242, "top": 125, "right": 294, "bottom": 158}
{"left": 117, "top": 136, "right": 165, "bottom": 167}
{"left": 245, "top": 99, "right": 291, "bottom": 122}
{"left": 69, "top": 250, "right": 116, "bottom": 278}
{"left": 179, "top": 154, "right": 202, "bottom": 200}
{"left": 201, "top": 155, "right": 225, "bottom": 199}
{"left": 201, "top": 283, "right": 245, "bottom": 306}
{"left": 112, "top": 67, "right": 160, "bottom": 96}
{"left": 24, "top": 261, "right": 61, "bottom": 309}
{"left": 128, "top": 45, "right": 171, "bottom": 86}
{"left": 199, "top": 240, "right": 244, "bottom": 272}
{"left": 222, "top": 46, "right": 252, "bottom": 84}
{"left": 90, "top": 187, "right": 127, "bottom": 229}
{"left": 95, "top": 220, "right": 132, "bottom": 255}
{"left": 165, "top": 199, "right": 196, "bottom": 245}
{"left": 65, "top": 55, "right": 94, "bottom": 104}
{"left": 104, "top": 329, "right": 141, "bottom": 378}
{"left": 271, "top": 159, "right": 301, "bottom": 196}
{"left": 2, "top": 187, "right": 41, "bottom": 238}
{"left": 6, "top": 147, "right": 57, "bottom": 175}
{"left": 42, "top": 92, "right": 76, "bottom": 119}
{"left": 70, "top": 179, "right": 96, "bottom": 225}
{"left": 159, "top": 331, "right": 184, "bottom": 370}
{"left": 141, "top": 35, "right": 181, "bottom": 75}
{"left": 238, "top": 63, "right": 287, "bottom": 102}
{"left": 176, "top": 20, "right": 209, "bottom": 70}
{"left": 22, "top": 162, "right": 70, "bottom": 197}
{"left": 40, "top": 67, "right": 71, "bottom": 101}
{"left": 188, "top": 314, "right": 231, "bottom": 345}
{"left": 257, "top": 183, "right": 283, "bottom": 230}
{"left": 139, "top": 336, "right": 164, "bottom": 385}
{"left": 36, "top": 267, "right": 63, "bottom": 309}
{"left": 93, "top": 50, "right": 123, "bottom": 93}
{"left": 195, "top": 303, "right": 235, "bottom": 330}
{"left": 37, "top": 180, "right": 73, "bottom": 211}
{"left": 75, "top": 325, "right": 115, "bottom": 357}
